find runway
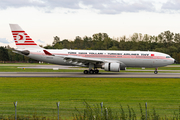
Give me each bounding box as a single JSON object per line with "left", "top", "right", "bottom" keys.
{"left": 0, "top": 72, "right": 180, "bottom": 78}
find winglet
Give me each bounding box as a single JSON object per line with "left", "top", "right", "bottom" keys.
{"left": 43, "top": 50, "right": 54, "bottom": 56}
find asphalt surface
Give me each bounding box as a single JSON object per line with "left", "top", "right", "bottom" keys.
{"left": 0, "top": 64, "right": 179, "bottom": 78}
{"left": 0, "top": 72, "right": 180, "bottom": 78}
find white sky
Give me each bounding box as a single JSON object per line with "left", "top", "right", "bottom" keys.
{"left": 0, "top": 0, "right": 180, "bottom": 48}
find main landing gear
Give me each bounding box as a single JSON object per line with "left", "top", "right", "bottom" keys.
{"left": 154, "top": 68, "right": 158, "bottom": 74}
{"left": 84, "top": 69, "right": 99, "bottom": 74}
{"left": 84, "top": 63, "right": 99, "bottom": 74}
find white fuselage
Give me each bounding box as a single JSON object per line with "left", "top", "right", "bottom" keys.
{"left": 9, "top": 24, "right": 175, "bottom": 74}
{"left": 25, "top": 49, "right": 174, "bottom": 68}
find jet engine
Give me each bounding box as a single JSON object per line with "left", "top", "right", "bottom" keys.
{"left": 102, "top": 63, "right": 120, "bottom": 72}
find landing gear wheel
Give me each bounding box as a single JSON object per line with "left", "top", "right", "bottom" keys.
{"left": 84, "top": 70, "right": 89, "bottom": 74}
{"left": 94, "top": 70, "right": 99, "bottom": 74}
{"left": 89, "top": 70, "right": 94, "bottom": 74}
{"left": 154, "top": 68, "right": 158, "bottom": 74}
{"left": 154, "top": 71, "right": 158, "bottom": 74}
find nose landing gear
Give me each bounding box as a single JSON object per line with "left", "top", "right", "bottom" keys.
{"left": 154, "top": 68, "right": 158, "bottom": 74}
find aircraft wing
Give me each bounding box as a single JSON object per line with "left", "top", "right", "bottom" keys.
{"left": 63, "top": 55, "right": 104, "bottom": 64}
{"left": 43, "top": 49, "right": 120, "bottom": 65}
{"left": 62, "top": 55, "right": 121, "bottom": 66}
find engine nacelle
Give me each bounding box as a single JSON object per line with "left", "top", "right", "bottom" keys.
{"left": 102, "top": 63, "right": 120, "bottom": 72}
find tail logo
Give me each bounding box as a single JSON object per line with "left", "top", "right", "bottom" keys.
{"left": 17, "top": 33, "right": 25, "bottom": 43}
{"left": 10, "top": 24, "right": 39, "bottom": 48}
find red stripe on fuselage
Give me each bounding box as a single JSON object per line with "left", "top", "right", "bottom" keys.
{"left": 30, "top": 52, "right": 170, "bottom": 60}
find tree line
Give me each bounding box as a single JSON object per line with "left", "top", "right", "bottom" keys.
{"left": 0, "top": 30, "right": 180, "bottom": 63}
{"left": 0, "top": 46, "right": 36, "bottom": 63}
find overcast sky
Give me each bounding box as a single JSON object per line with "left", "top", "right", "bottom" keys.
{"left": 0, "top": 0, "right": 180, "bottom": 47}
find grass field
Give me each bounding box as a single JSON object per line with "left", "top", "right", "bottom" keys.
{"left": 1, "top": 78, "right": 180, "bottom": 119}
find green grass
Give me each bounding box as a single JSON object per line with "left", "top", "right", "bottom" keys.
{"left": 0, "top": 66, "right": 83, "bottom": 72}
{"left": 1, "top": 78, "right": 180, "bottom": 119}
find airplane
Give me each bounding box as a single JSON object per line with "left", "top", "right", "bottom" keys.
{"left": 9, "top": 24, "right": 176, "bottom": 74}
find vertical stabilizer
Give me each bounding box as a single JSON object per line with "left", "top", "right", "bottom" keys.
{"left": 9, "top": 24, "right": 42, "bottom": 49}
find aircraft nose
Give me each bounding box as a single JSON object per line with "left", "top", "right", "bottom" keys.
{"left": 174, "top": 59, "right": 177, "bottom": 64}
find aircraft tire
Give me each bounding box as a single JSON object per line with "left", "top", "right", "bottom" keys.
{"left": 94, "top": 70, "right": 99, "bottom": 74}
{"left": 84, "top": 70, "right": 89, "bottom": 74}
{"left": 89, "top": 70, "right": 94, "bottom": 74}
{"left": 154, "top": 71, "right": 158, "bottom": 74}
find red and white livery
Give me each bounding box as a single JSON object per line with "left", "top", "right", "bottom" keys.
{"left": 10, "top": 24, "right": 40, "bottom": 49}
{"left": 9, "top": 24, "right": 175, "bottom": 74}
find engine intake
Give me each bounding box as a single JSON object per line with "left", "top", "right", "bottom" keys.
{"left": 102, "top": 63, "right": 120, "bottom": 72}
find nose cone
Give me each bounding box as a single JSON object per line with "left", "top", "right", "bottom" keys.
{"left": 174, "top": 59, "right": 177, "bottom": 64}
{"left": 169, "top": 58, "right": 175, "bottom": 65}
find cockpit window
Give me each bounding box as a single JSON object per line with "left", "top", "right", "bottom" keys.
{"left": 166, "top": 56, "right": 171, "bottom": 58}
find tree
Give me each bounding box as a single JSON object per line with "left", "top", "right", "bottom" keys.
{"left": 83, "top": 36, "right": 92, "bottom": 49}
{"left": 62, "top": 39, "right": 70, "bottom": 49}
{"left": 158, "top": 34, "right": 163, "bottom": 43}
{"left": 102, "top": 37, "right": 112, "bottom": 50}
{"left": 131, "top": 33, "right": 139, "bottom": 42}
{"left": 44, "top": 44, "right": 53, "bottom": 49}
{"left": 164, "top": 30, "right": 174, "bottom": 44}
{"left": 92, "top": 33, "right": 102, "bottom": 50}
{"left": 0, "top": 47, "right": 9, "bottom": 61}
{"left": 119, "top": 39, "right": 126, "bottom": 50}
{"left": 159, "top": 31, "right": 174, "bottom": 47}
{"left": 109, "top": 46, "right": 118, "bottom": 50}
{"left": 143, "top": 34, "right": 150, "bottom": 42}
{"left": 54, "top": 43, "right": 63, "bottom": 49}
{"left": 120, "top": 35, "right": 128, "bottom": 42}
{"left": 174, "top": 33, "right": 180, "bottom": 43}
{"left": 92, "top": 33, "right": 109, "bottom": 50}
{"left": 139, "top": 33, "right": 143, "bottom": 41}
{"left": 52, "top": 36, "right": 60, "bottom": 45}
{"left": 74, "top": 36, "right": 83, "bottom": 49}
